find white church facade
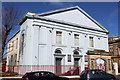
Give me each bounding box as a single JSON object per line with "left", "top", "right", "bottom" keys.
{"left": 7, "top": 6, "right": 111, "bottom": 75}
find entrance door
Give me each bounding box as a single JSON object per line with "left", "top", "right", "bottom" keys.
{"left": 74, "top": 58, "right": 79, "bottom": 67}
{"left": 55, "top": 58, "right": 62, "bottom": 74}
{"left": 73, "top": 58, "right": 79, "bottom": 75}
{"left": 96, "top": 59, "right": 105, "bottom": 70}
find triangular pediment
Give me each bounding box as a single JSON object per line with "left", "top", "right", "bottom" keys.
{"left": 38, "top": 6, "right": 108, "bottom": 33}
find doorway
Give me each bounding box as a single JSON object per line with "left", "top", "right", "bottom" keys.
{"left": 74, "top": 58, "right": 79, "bottom": 67}
{"left": 55, "top": 58, "right": 62, "bottom": 74}
{"left": 96, "top": 58, "right": 106, "bottom": 71}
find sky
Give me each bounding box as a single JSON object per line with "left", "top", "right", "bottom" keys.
{"left": 2, "top": 2, "right": 119, "bottom": 37}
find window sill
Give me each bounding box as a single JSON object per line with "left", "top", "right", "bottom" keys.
{"left": 71, "top": 46, "right": 83, "bottom": 49}
{"left": 52, "top": 44, "right": 67, "bottom": 47}
{"left": 88, "top": 47, "right": 94, "bottom": 49}
{"left": 39, "top": 43, "right": 47, "bottom": 45}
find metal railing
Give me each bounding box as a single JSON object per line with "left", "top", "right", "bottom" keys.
{"left": 2, "top": 65, "right": 81, "bottom": 76}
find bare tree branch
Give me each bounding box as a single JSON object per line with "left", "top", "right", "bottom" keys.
{"left": 2, "top": 4, "right": 20, "bottom": 59}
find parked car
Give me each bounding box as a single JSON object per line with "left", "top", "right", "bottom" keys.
{"left": 79, "top": 69, "right": 116, "bottom": 80}
{"left": 22, "top": 71, "right": 69, "bottom": 80}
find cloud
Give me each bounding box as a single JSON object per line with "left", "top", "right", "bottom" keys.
{"left": 106, "top": 9, "right": 118, "bottom": 36}
{"left": 48, "top": 2, "right": 75, "bottom": 9}
{"left": 109, "top": 9, "right": 118, "bottom": 17}
{"left": 107, "top": 9, "right": 118, "bottom": 27}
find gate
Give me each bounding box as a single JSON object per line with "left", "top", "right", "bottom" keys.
{"left": 96, "top": 64, "right": 105, "bottom": 71}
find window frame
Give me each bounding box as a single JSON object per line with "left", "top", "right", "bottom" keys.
{"left": 89, "top": 36, "right": 94, "bottom": 48}
{"left": 74, "top": 34, "right": 79, "bottom": 46}
{"left": 16, "top": 38, "right": 18, "bottom": 49}
{"left": 56, "top": 31, "right": 62, "bottom": 45}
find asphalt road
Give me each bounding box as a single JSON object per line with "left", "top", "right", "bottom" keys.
{"left": 1, "top": 78, "right": 79, "bottom": 80}
{"left": 1, "top": 78, "right": 120, "bottom": 80}
{"left": 1, "top": 75, "right": 120, "bottom": 80}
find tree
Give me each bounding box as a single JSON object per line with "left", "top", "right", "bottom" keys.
{"left": 2, "top": 4, "right": 20, "bottom": 59}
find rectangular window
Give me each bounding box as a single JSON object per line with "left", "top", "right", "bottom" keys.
{"left": 9, "top": 44, "right": 11, "bottom": 52}
{"left": 89, "top": 37, "right": 94, "bottom": 47}
{"left": 56, "top": 31, "right": 62, "bottom": 44}
{"left": 12, "top": 41, "right": 14, "bottom": 51}
{"left": 68, "top": 55, "right": 71, "bottom": 62}
{"left": 16, "top": 38, "right": 18, "bottom": 49}
{"left": 8, "top": 57, "right": 11, "bottom": 65}
{"left": 11, "top": 55, "right": 13, "bottom": 65}
{"left": 21, "top": 34, "right": 25, "bottom": 55}
{"left": 85, "top": 55, "right": 88, "bottom": 62}
{"left": 74, "top": 34, "right": 79, "bottom": 46}
{"left": 14, "top": 54, "right": 17, "bottom": 65}
{"left": 118, "top": 48, "right": 120, "bottom": 56}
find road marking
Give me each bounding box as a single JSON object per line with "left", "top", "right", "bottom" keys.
{"left": 0, "top": 77, "right": 22, "bottom": 79}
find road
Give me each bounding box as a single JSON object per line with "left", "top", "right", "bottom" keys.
{"left": 0, "top": 78, "right": 80, "bottom": 80}
{"left": 1, "top": 75, "right": 120, "bottom": 80}
{"left": 0, "top": 77, "right": 80, "bottom": 80}
{"left": 0, "top": 78, "right": 79, "bottom": 80}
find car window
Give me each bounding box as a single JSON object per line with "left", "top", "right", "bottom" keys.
{"left": 81, "top": 71, "right": 85, "bottom": 75}
{"left": 85, "top": 71, "right": 89, "bottom": 74}
{"left": 45, "top": 73, "right": 54, "bottom": 76}
{"left": 33, "top": 73, "right": 40, "bottom": 77}
{"left": 91, "top": 71, "right": 96, "bottom": 74}
{"left": 91, "top": 70, "right": 106, "bottom": 75}
{"left": 81, "top": 70, "right": 88, "bottom": 75}
{"left": 38, "top": 72, "right": 56, "bottom": 77}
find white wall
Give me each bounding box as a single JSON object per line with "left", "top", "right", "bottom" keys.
{"left": 45, "top": 9, "right": 104, "bottom": 31}
{"left": 19, "top": 19, "right": 34, "bottom": 65}
{"left": 19, "top": 17, "right": 109, "bottom": 73}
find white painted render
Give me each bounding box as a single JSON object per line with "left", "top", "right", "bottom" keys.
{"left": 6, "top": 31, "right": 20, "bottom": 72}
{"left": 45, "top": 9, "right": 103, "bottom": 31}
{"left": 19, "top": 6, "right": 109, "bottom": 73}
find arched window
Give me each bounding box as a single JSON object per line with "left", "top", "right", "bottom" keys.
{"left": 96, "top": 58, "right": 105, "bottom": 65}
{"left": 74, "top": 51, "right": 79, "bottom": 55}
{"left": 55, "top": 49, "right": 62, "bottom": 54}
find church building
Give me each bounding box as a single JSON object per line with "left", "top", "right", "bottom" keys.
{"left": 7, "top": 6, "right": 112, "bottom": 75}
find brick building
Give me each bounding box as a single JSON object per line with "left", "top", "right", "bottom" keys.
{"left": 109, "top": 36, "right": 120, "bottom": 74}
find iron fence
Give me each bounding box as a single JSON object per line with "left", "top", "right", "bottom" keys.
{"left": 118, "top": 65, "right": 120, "bottom": 73}
{"left": 2, "top": 65, "right": 81, "bottom": 76}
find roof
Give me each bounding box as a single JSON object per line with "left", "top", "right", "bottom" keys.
{"left": 19, "top": 6, "right": 109, "bottom": 34}
{"left": 109, "top": 36, "right": 120, "bottom": 44}
{"left": 109, "top": 36, "right": 120, "bottom": 38}
{"left": 86, "top": 50, "right": 111, "bottom": 56}
{"left": 8, "top": 30, "right": 20, "bottom": 42}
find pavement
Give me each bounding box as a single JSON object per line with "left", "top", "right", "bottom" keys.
{"left": 0, "top": 76, "right": 80, "bottom": 80}
{"left": 0, "top": 75, "right": 120, "bottom": 80}
{"left": 63, "top": 76, "right": 80, "bottom": 80}
{"left": 116, "top": 75, "right": 120, "bottom": 80}
{"left": 0, "top": 77, "right": 79, "bottom": 80}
